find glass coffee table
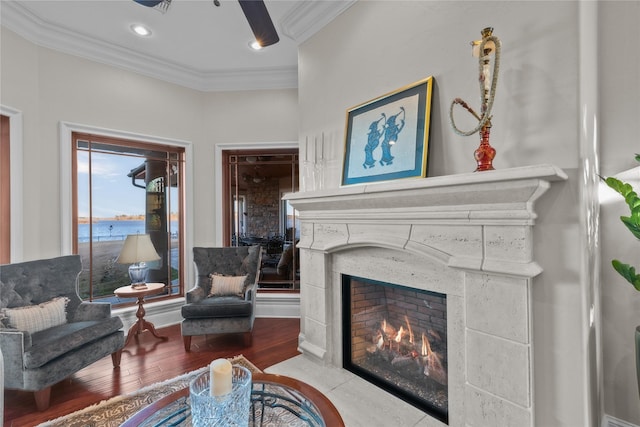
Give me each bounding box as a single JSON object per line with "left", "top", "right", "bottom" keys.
{"left": 121, "top": 373, "right": 344, "bottom": 427}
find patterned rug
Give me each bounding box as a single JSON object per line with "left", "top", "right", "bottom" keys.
{"left": 37, "top": 355, "right": 261, "bottom": 427}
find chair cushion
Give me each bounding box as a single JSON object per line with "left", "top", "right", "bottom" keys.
{"left": 1, "top": 297, "right": 69, "bottom": 333}
{"left": 24, "top": 315, "right": 123, "bottom": 369}
{"left": 182, "top": 297, "right": 252, "bottom": 319}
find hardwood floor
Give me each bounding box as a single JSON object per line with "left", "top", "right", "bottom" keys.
{"left": 4, "top": 318, "right": 301, "bottom": 427}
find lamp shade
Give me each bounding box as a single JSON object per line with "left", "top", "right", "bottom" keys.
{"left": 117, "top": 234, "right": 161, "bottom": 264}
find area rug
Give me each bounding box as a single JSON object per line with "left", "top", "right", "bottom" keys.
{"left": 37, "top": 355, "right": 261, "bottom": 427}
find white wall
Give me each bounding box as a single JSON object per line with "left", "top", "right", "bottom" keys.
{"left": 0, "top": 27, "right": 298, "bottom": 257}
{"left": 599, "top": 2, "right": 640, "bottom": 425}
{"left": 297, "top": 1, "right": 594, "bottom": 426}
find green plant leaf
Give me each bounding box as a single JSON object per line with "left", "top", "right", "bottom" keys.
{"left": 605, "top": 176, "right": 640, "bottom": 228}
{"left": 605, "top": 177, "right": 635, "bottom": 199}
{"left": 621, "top": 216, "right": 640, "bottom": 240}
{"left": 612, "top": 260, "right": 640, "bottom": 291}
{"left": 602, "top": 155, "right": 640, "bottom": 292}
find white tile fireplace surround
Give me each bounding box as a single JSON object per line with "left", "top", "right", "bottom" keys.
{"left": 286, "top": 164, "right": 567, "bottom": 427}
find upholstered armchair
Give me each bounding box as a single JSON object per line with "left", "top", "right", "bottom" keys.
{"left": 258, "top": 243, "right": 300, "bottom": 288}
{"left": 0, "top": 255, "right": 124, "bottom": 410}
{"left": 181, "top": 246, "right": 261, "bottom": 352}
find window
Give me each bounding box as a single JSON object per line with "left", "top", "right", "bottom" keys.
{"left": 234, "top": 195, "right": 247, "bottom": 238}
{"left": 281, "top": 197, "right": 300, "bottom": 242}
{"left": 0, "top": 114, "right": 9, "bottom": 264}
{"left": 72, "top": 132, "right": 185, "bottom": 303}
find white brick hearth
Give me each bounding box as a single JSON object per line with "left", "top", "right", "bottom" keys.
{"left": 285, "top": 165, "right": 567, "bottom": 427}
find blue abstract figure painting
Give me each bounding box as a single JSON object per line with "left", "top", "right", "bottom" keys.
{"left": 342, "top": 77, "right": 433, "bottom": 185}
{"left": 363, "top": 114, "right": 385, "bottom": 169}
{"left": 379, "top": 107, "right": 405, "bottom": 166}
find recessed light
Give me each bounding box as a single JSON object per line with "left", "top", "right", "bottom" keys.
{"left": 131, "top": 24, "right": 152, "bottom": 37}
{"left": 249, "top": 40, "right": 262, "bottom": 51}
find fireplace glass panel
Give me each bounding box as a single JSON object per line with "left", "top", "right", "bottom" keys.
{"left": 342, "top": 275, "right": 448, "bottom": 424}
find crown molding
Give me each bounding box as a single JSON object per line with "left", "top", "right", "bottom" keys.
{"left": 1, "top": 0, "right": 299, "bottom": 92}
{"left": 280, "top": 0, "right": 356, "bottom": 43}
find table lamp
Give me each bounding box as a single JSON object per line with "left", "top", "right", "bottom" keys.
{"left": 117, "top": 234, "right": 161, "bottom": 289}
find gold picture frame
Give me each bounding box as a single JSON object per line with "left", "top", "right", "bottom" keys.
{"left": 342, "top": 76, "right": 433, "bottom": 185}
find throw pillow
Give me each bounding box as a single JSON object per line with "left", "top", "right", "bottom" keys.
{"left": 0, "top": 297, "right": 69, "bottom": 333}
{"left": 208, "top": 274, "right": 247, "bottom": 297}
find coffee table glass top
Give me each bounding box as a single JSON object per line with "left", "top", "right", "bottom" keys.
{"left": 123, "top": 373, "right": 343, "bottom": 427}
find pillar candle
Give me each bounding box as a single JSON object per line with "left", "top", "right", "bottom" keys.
{"left": 209, "top": 358, "right": 233, "bottom": 396}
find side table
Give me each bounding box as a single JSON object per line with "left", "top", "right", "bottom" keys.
{"left": 114, "top": 283, "right": 168, "bottom": 347}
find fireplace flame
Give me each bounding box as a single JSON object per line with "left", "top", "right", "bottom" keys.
{"left": 420, "top": 331, "right": 447, "bottom": 385}
{"left": 404, "top": 315, "right": 414, "bottom": 344}
{"left": 421, "top": 332, "right": 431, "bottom": 356}
{"left": 367, "top": 316, "right": 448, "bottom": 388}
{"left": 380, "top": 318, "right": 398, "bottom": 345}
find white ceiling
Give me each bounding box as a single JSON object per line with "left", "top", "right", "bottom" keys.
{"left": 1, "top": 0, "right": 355, "bottom": 91}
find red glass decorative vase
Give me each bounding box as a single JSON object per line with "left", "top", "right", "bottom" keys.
{"left": 474, "top": 125, "right": 496, "bottom": 171}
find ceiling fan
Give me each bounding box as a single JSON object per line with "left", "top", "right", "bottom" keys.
{"left": 133, "top": 0, "right": 280, "bottom": 47}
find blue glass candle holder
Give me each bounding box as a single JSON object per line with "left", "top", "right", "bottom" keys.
{"left": 189, "top": 365, "right": 252, "bottom": 427}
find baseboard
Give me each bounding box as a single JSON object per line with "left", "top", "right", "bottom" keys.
{"left": 114, "top": 293, "right": 300, "bottom": 335}
{"left": 114, "top": 298, "right": 184, "bottom": 331}
{"left": 603, "top": 414, "right": 640, "bottom": 427}
{"left": 255, "top": 292, "right": 300, "bottom": 318}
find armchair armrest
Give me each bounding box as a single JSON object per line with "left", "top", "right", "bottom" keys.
{"left": 0, "top": 328, "right": 30, "bottom": 387}
{"left": 73, "top": 302, "right": 112, "bottom": 321}
{"left": 186, "top": 286, "right": 205, "bottom": 304}
{"left": 244, "top": 282, "right": 257, "bottom": 302}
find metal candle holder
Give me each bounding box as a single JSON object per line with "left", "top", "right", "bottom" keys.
{"left": 450, "top": 27, "right": 502, "bottom": 172}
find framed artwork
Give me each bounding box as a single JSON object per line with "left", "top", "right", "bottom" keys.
{"left": 341, "top": 76, "right": 433, "bottom": 186}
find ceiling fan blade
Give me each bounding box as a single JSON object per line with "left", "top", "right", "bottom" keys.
{"left": 238, "top": 0, "right": 280, "bottom": 47}
{"left": 133, "top": 0, "right": 164, "bottom": 7}
{"left": 133, "top": 0, "right": 171, "bottom": 13}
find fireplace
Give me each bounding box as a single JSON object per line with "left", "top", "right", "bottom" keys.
{"left": 342, "top": 274, "right": 448, "bottom": 423}
{"left": 286, "top": 164, "right": 567, "bottom": 427}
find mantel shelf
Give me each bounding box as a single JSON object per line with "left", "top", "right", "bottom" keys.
{"left": 285, "top": 164, "right": 567, "bottom": 221}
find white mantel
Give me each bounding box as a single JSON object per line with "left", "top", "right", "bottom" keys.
{"left": 286, "top": 164, "right": 567, "bottom": 427}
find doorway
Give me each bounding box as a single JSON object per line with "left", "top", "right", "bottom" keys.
{"left": 222, "top": 149, "right": 299, "bottom": 291}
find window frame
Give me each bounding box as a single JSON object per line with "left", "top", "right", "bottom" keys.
{"left": 60, "top": 122, "right": 194, "bottom": 298}
{"left": 214, "top": 142, "right": 298, "bottom": 247}
{"left": 0, "top": 105, "right": 23, "bottom": 263}
{"left": 72, "top": 132, "right": 186, "bottom": 303}
{"left": 0, "top": 114, "right": 10, "bottom": 264}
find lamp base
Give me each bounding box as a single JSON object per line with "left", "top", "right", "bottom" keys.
{"left": 129, "top": 263, "right": 148, "bottom": 287}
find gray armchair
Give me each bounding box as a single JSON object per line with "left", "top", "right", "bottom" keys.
{"left": 0, "top": 255, "right": 124, "bottom": 410}
{"left": 181, "top": 246, "right": 261, "bottom": 352}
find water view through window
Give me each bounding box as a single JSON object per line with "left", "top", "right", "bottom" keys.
{"left": 73, "top": 133, "right": 185, "bottom": 303}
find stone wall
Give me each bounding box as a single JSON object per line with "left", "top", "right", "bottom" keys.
{"left": 245, "top": 177, "right": 280, "bottom": 237}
